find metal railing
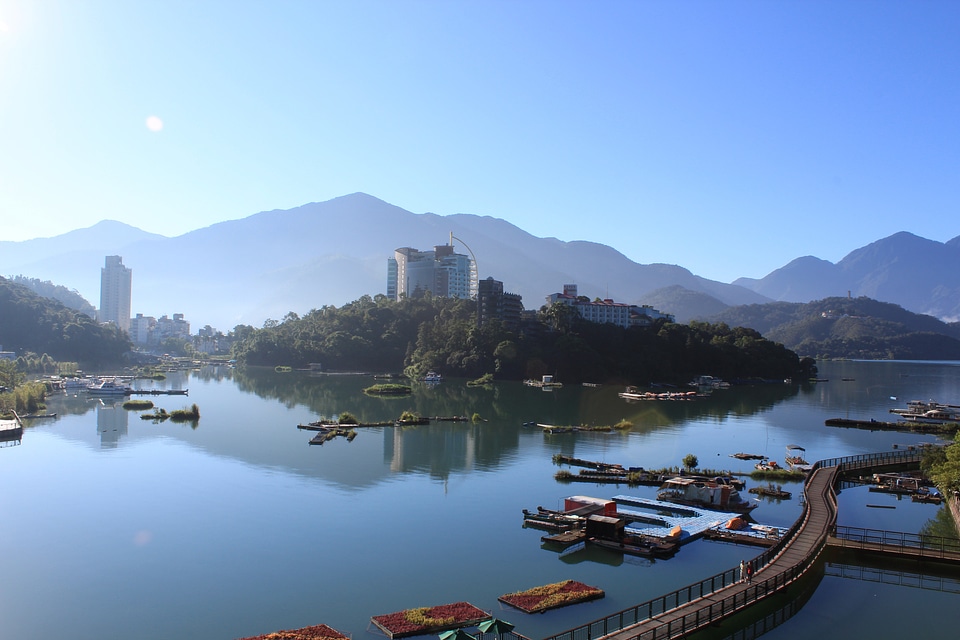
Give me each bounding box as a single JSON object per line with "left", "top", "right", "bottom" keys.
{"left": 832, "top": 526, "right": 960, "bottom": 560}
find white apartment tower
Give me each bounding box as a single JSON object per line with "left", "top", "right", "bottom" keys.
{"left": 99, "top": 255, "right": 132, "bottom": 333}
{"left": 387, "top": 243, "right": 477, "bottom": 301}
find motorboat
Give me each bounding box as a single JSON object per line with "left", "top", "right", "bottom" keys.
{"left": 86, "top": 379, "right": 132, "bottom": 396}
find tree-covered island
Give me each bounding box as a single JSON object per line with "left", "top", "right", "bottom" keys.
{"left": 232, "top": 294, "right": 815, "bottom": 385}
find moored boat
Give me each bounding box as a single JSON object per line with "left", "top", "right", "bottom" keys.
{"left": 656, "top": 477, "right": 757, "bottom": 513}
{"left": 86, "top": 379, "right": 133, "bottom": 396}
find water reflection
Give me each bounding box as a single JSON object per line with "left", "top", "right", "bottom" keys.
{"left": 230, "top": 366, "right": 804, "bottom": 428}
{"left": 94, "top": 399, "right": 129, "bottom": 448}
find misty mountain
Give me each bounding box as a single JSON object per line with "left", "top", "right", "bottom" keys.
{"left": 0, "top": 193, "right": 768, "bottom": 331}
{"left": 734, "top": 232, "right": 960, "bottom": 322}
{"left": 638, "top": 285, "right": 732, "bottom": 324}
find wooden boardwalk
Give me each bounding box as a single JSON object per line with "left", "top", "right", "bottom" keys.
{"left": 543, "top": 449, "right": 934, "bottom": 640}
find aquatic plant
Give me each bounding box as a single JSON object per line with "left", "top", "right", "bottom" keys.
{"left": 122, "top": 399, "right": 154, "bottom": 410}
{"left": 169, "top": 403, "right": 200, "bottom": 422}
{"left": 337, "top": 411, "right": 359, "bottom": 425}
{"left": 498, "top": 580, "right": 604, "bottom": 613}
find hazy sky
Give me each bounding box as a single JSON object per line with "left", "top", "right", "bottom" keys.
{"left": 2, "top": 1, "right": 958, "bottom": 282}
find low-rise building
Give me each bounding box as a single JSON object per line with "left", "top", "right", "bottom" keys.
{"left": 545, "top": 284, "right": 674, "bottom": 328}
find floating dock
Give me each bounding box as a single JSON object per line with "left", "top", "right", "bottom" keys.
{"left": 611, "top": 495, "right": 785, "bottom": 547}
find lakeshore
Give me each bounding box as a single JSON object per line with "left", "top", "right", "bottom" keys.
{"left": 1, "top": 360, "right": 958, "bottom": 639}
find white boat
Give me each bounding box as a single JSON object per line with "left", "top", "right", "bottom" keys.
{"left": 61, "top": 377, "right": 94, "bottom": 390}
{"left": 889, "top": 399, "right": 960, "bottom": 423}
{"left": 656, "top": 477, "right": 757, "bottom": 513}
{"left": 618, "top": 386, "right": 698, "bottom": 401}
{"left": 423, "top": 371, "right": 442, "bottom": 383}
{"left": 86, "top": 379, "right": 132, "bottom": 396}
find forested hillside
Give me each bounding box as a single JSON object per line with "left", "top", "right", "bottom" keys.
{"left": 233, "top": 294, "right": 812, "bottom": 384}
{"left": 712, "top": 296, "right": 960, "bottom": 359}
{"left": 0, "top": 276, "right": 130, "bottom": 366}
{"left": 7, "top": 275, "right": 97, "bottom": 316}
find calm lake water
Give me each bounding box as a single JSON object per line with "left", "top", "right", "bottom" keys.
{"left": 2, "top": 360, "right": 958, "bottom": 639}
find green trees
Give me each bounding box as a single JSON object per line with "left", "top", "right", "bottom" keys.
{"left": 0, "top": 277, "right": 130, "bottom": 366}
{"left": 926, "top": 441, "right": 960, "bottom": 495}
{"left": 682, "top": 454, "right": 699, "bottom": 471}
{"left": 231, "top": 294, "right": 806, "bottom": 384}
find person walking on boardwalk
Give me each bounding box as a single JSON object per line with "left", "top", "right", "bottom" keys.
{"left": 746, "top": 563, "right": 754, "bottom": 583}
{"left": 739, "top": 559, "right": 747, "bottom": 583}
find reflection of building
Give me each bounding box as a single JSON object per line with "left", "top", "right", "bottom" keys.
{"left": 99, "top": 256, "right": 132, "bottom": 333}
{"left": 387, "top": 244, "right": 477, "bottom": 300}
{"left": 477, "top": 277, "right": 523, "bottom": 331}
{"left": 96, "top": 401, "right": 129, "bottom": 448}
{"left": 546, "top": 284, "right": 674, "bottom": 328}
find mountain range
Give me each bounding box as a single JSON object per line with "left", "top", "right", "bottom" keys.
{"left": 1, "top": 193, "right": 958, "bottom": 331}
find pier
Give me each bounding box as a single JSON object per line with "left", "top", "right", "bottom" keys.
{"left": 543, "top": 448, "right": 958, "bottom": 640}
{"left": 128, "top": 389, "right": 189, "bottom": 396}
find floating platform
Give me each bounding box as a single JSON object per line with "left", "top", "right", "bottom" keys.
{"left": 611, "top": 495, "right": 742, "bottom": 545}
{"left": 128, "top": 389, "right": 189, "bottom": 396}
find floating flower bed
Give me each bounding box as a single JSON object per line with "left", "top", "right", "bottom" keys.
{"left": 371, "top": 602, "right": 490, "bottom": 639}
{"left": 239, "top": 622, "right": 349, "bottom": 640}
{"left": 498, "top": 580, "right": 604, "bottom": 614}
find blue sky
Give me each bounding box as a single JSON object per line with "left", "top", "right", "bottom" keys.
{"left": 2, "top": 0, "right": 958, "bottom": 282}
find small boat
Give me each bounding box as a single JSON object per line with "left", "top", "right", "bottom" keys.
{"left": 911, "top": 488, "right": 943, "bottom": 504}
{"left": 785, "top": 444, "right": 809, "bottom": 468}
{"left": 730, "top": 452, "right": 766, "bottom": 460}
{"left": 422, "top": 371, "right": 442, "bottom": 383}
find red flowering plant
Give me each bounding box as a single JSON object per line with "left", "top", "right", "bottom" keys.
{"left": 371, "top": 602, "right": 490, "bottom": 638}
{"left": 240, "top": 623, "right": 349, "bottom": 640}
{"left": 498, "top": 580, "right": 604, "bottom": 614}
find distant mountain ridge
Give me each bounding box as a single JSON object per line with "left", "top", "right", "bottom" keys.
{"left": 0, "top": 193, "right": 768, "bottom": 330}
{"left": 733, "top": 231, "right": 960, "bottom": 322}
{"left": 1, "top": 193, "right": 957, "bottom": 330}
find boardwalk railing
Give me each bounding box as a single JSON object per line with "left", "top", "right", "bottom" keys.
{"left": 542, "top": 449, "right": 927, "bottom": 640}
{"left": 820, "top": 448, "right": 924, "bottom": 474}
{"left": 832, "top": 526, "right": 960, "bottom": 560}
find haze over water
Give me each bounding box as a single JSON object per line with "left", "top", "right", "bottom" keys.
{"left": 1, "top": 360, "right": 958, "bottom": 639}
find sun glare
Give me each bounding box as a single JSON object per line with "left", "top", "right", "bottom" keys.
{"left": 145, "top": 115, "right": 164, "bottom": 132}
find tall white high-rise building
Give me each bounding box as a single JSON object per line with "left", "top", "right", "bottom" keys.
{"left": 99, "top": 255, "right": 132, "bottom": 333}
{"left": 387, "top": 244, "right": 476, "bottom": 301}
